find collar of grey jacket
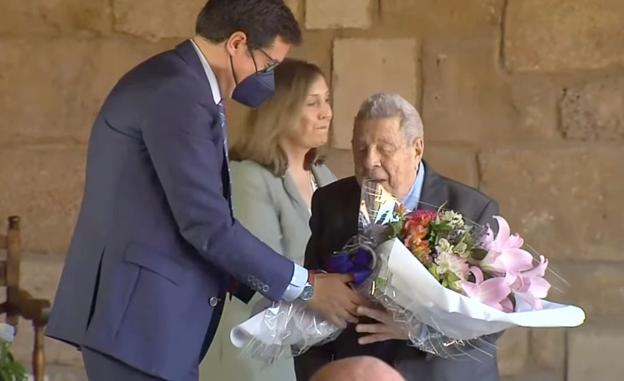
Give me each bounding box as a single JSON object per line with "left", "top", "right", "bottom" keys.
{"left": 282, "top": 164, "right": 335, "bottom": 216}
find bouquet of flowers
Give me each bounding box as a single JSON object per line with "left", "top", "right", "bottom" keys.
{"left": 380, "top": 207, "right": 550, "bottom": 312}
{"left": 230, "top": 180, "right": 585, "bottom": 363}
{"left": 381, "top": 206, "right": 549, "bottom": 313}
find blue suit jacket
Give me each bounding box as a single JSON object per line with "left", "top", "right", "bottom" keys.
{"left": 46, "top": 40, "right": 295, "bottom": 380}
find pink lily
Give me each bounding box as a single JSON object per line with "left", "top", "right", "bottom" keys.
{"left": 461, "top": 267, "right": 512, "bottom": 312}
{"left": 480, "top": 216, "right": 534, "bottom": 275}
{"left": 506, "top": 256, "right": 551, "bottom": 309}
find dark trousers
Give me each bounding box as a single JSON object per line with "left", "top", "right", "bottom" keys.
{"left": 82, "top": 347, "right": 198, "bottom": 381}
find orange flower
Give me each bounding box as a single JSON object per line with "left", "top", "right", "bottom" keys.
{"left": 401, "top": 210, "right": 438, "bottom": 265}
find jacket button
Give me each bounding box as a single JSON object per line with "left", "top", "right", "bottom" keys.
{"left": 209, "top": 297, "right": 221, "bottom": 307}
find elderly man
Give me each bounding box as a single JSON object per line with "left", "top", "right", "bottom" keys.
{"left": 310, "top": 356, "right": 406, "bottom": 381}
{"left": 295, "top": 93, "right": 501, "bottom": 381}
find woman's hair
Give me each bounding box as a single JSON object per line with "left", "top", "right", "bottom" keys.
{"left": 230, "top": 58, "right": 327, "bottom": 176}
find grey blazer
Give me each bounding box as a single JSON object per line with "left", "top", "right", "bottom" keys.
{"left": 229, "top": 160, "right": 336, "bottom": 264}
{"left": 198, "top": 160, "right": 336, "bottom": 381}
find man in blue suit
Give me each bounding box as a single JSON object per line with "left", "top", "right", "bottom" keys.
{"left": 46, "top": 1, "right": 362, "bottom": 380}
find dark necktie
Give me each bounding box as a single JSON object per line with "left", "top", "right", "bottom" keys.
{"left": 216, "top": 101, "right": 233, "bottom": 215}
{"left": 217, "top": 102, "right": 240, "bottom": 298}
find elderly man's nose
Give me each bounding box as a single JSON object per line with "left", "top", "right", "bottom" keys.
{"left": 364, "top": 148, "right": 380, "bottom": 168}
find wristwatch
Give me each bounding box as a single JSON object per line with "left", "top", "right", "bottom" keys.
{"left": 298, "top": 271, "right": 316, "bottom": 301}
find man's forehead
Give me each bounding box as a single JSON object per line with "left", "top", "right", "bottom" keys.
{"left": 354, "top": 118, "right": 403, "bottom": 142}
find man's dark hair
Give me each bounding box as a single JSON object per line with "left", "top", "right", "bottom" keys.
{"left": 196, "top": 0, "right": 302, "bottom": 49}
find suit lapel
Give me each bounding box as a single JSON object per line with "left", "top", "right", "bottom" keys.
{"left": 418, "top": 162, "right": 450, "bottom": 211}
{"left": 283, "top": 164, "right": 337, "bottom": 220}
{"left": 174, "top": 40, "right": 232, "bottom": 211}
{"left": 320, "top": 177, "right": 360, "bottom": 267}
{"left": 173, "top": 40, "right": 214, "bottom": 106}
{"left": 282, "top": 174, "right": 311, "bottom": 220}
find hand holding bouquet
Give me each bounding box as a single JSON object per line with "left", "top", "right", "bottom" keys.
{"left": 231, "top": 180, "right": 585, "bottom": 363}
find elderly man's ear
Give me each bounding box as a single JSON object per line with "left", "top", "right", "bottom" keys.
{"left": 413, "top": 138, "right": 424, "bottom": 161}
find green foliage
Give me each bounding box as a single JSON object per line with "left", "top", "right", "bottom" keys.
{"left": 386, "top": 210, "right": 406, "bottom": 240}
{"left": 0, "top": 342, "right": 27, "bottom": 381}
{"left": 470, "top": 248, "right": 488, "bottom": 261}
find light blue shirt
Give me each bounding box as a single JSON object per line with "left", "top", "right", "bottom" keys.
{"left": 401, "top": 164, "right": 426, "bottom": 212}
{"left": 190, "top": 40, "right": 307, "bottom": 302}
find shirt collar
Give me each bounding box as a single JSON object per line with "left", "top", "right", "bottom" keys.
{"left": 190, "top": 39, "right": 222, "bottom": 105}
{"left": 401, "top": 163, "right": 426, "bottom": 212}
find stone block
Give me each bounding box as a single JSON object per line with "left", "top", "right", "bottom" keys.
{"left": 67, "top": 37, "right": 176, "bottom": 144}
{"left": 478, "top": 145, "right": 624, "bottom": 261}
{"left": 0, "top": 38, "right": 91, "bottom": 144}
{"left": 546, "top": 261, "right": 624, "bottom": 317}
{"left": 113, "top": 0, "right": 206, "bottom": 40}
{"left": 560, "top": 77, "right": 624, "bottom": 141}
{"left": 306, "top": 0, "right": 373, "bottom": 30}
{"left": 380, "top": 0, "right": 502, "bottom": 38}
{"left": 502, "top": 370, "right": 561, "bottom": 381}
{"left": 504, "top": 0, "right": 624, "bottom": 72}
{"left": 283, "top": 0, "right": 302, "bottom": 22}
{"left": 0, "top": 0, "right": 113, "bottom": 36}
{"left": 509, "top": 75, "right": 560, "bottom": 141}
{"left": 0, "top": 145, "right": 86, "bottom": 255}
{"left": 568, "top": 319, "right": 624, "bottom": 381}
{"left": 530, "top": 328, "right": 565, "bottom": 371}
{"left": 497, "top": 328, "right": 530, "bottom": 377}
{"left": 0, "top": 37, "right": 173, "bottom": 146}
{"left": 332, "top": 38, "right": 420, "bottom": 149}
{"left": 422, "top": 38, "right": 517, "bottom": 144}
{"left": 289, "top": 30, "right": 334, "bottom": 81}
{"left": 423, "top": 144, "right": 479, "bottom": 188}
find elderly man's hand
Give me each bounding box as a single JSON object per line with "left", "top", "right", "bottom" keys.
{"left": 307, "top": 273, "right": 366, "bottom": 328}
{"left": 355, "top": 306, "right": 409, "bottom": 344}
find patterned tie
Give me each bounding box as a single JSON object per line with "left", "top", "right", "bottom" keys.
{"left": 216, "top": 101, "right": 233, "bottom": 215}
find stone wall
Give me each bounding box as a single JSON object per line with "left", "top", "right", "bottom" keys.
{"left": 1, "top": 1, "right": 623, "bottom": 380}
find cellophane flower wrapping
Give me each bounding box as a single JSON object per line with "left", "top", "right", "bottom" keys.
{"left": 230, "top": 180, "right": 585, "bottom": 363}
{"left": 229, "top": 298, "right": 341, "bottom": 365}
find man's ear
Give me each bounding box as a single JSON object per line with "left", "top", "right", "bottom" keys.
{"left": 413, "top": 137, "right": 424, "bottom": 161}
{"left": 225, "top": 31, "right": 247, "bottom": 56}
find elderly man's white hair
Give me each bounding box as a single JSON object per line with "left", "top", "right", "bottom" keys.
{"left": 354, "top": 93, "right": 424, "bottom": 144}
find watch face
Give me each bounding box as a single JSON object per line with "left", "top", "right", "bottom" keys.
{"left": 301, "top": 284, "right": 314, "bottom": 301}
